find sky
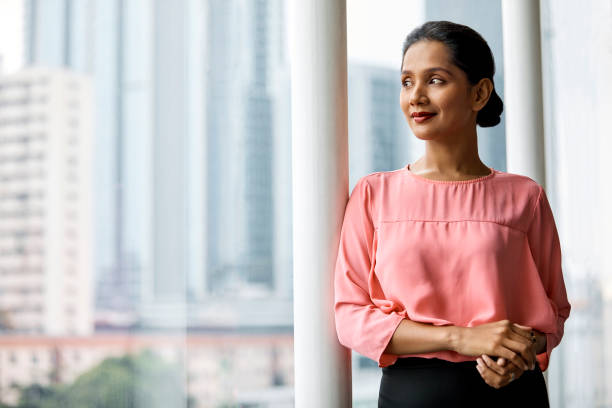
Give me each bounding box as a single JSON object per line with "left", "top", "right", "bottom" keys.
{"left": 0, "top": 0, "right": 423, "bottom": 75}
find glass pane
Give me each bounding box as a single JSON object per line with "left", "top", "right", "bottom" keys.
{"left": 540, "top": 0, "right": 612, "bottom": 406}
{"left": 0, "top": 0, "right": 294, "bottom": 406}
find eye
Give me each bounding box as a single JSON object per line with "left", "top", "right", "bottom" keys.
{"left": 402, "top": 77, "right": 443, "bottom": 88}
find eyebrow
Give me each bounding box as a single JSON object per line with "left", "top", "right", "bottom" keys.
{"left": 401, "top": 67, "right": 453, "bottom": 77}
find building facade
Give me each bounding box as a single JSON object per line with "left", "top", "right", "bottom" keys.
{"left": 0, "top": 67, "right": 93, "bottom": 336}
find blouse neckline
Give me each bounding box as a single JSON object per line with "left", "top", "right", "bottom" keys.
{"left": 405, "top": 163, "right": 496, "bottom": 185}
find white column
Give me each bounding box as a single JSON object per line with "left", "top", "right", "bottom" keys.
{"left": 502, "top": 0, "right": 546, "bottom": 188}
{"left": 289, "top": 0, "right": 351, "bottom": 407}
{"left": 502, "top": 0, "right": 550, "bottom": 387}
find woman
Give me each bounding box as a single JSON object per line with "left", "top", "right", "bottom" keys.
{"left": 333, "top": 21, "right": 571, "bottom": 407}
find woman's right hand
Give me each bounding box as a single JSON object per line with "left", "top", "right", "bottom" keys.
{"left": 452, "top": 320, "right": 537, "bottom": 371}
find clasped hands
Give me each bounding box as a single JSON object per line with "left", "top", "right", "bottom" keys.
{"left": 455, "top": 320, "right": 545, "bottom": 390}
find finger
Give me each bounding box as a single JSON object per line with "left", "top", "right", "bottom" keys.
{"left": 507, "top": 331, "right": 538, "bottom": 366}
{"left": 509, "top": 328, "right": 534, "bottom": 345}
{"left": 477, "top": 357, "right": 503, "bottom": 380}
{"left": 481, "top": 359, "right": 516, "bottom": 388}
{"left": 496, "top": 357, "right": 506, "bottom": 367}
{"left": 502, "top": 359, "right": 526, "bottom": 378}
{"left": 512, "top": 323, "right": 535, "bottom": 341}
{"left": 476, "top": 358, "right": 490, "bottom": 381}
{"left": 476, "top": 360, "right": 486, "bottom": 378}
{"left": 513, "top": 323, "right": 532, "bottom": 331}
{"left": 482, "top": 355, "right": 507, "bottom": 376}
{"left": 504, "top": 359, "right": 527, "bottom": 372}
{"left": 502, "top": 338, "right": 535, "bottom": 369}
{"left": 476, "top": 358, "right": 504, "bottom": 389}
{"left": 496, "top": 346, "right": 529, "bottom": 371}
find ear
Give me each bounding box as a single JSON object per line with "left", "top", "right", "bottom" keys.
{"left": 471, "top": 78, "right": 493, "bottom": 112}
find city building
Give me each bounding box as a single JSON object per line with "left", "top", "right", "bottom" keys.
{"left": 23, "top": 0, "right": 209, "bottom": 327}
{"left": 0, "top": 67, "right": 93, "bottom": 336}
{"left": 23, "top": 0, "right": 295, "bottom": 330}
{"left": 347, "top": 62, "right": 412, "bottom": 190}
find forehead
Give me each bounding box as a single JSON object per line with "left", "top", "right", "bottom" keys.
{"left": 401, "top": 40, "right": 455, "bottom": 73}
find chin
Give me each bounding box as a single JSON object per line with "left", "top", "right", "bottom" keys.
{"left": 411, "top": 130, "right": 439, "bottom": 141}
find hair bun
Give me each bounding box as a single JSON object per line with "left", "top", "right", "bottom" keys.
{"left": 477, "top": 88, "right": 503, "bottom": 127}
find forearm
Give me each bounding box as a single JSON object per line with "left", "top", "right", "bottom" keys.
{"left": 383, "top": 319, "right": 546, "bottom": 358}
{"left": 383, "top": 318, "right": 460, "bottom": 355}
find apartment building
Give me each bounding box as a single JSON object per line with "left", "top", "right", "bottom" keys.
{"left": 0, "top": 67, "right": 93, "bottom": 336}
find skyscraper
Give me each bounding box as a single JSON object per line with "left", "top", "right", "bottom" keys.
{"left": 24, "top": 0, "right": 209, "bottom": 328}
{"left": 24, "top": 0, "right": 294, "bottom": 329}
{"left": 205, "top": 0, "right": 292, "bottom": 302}
{"left": 347, "top": 62, "right": 412, "bottom": 190}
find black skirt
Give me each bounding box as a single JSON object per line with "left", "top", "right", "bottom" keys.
{"left": 378, "top": 357, "right": 550, "bottom": 408}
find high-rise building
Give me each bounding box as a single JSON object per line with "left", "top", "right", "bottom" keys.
{"left": 23, "top": 0, "right": 294, "bottom": 329}
{"left": 347, "top": 62, "right": 412, "bottom": 190}
{"left": 0, "top": 67, "right": 93, "bottom": 335}
{"left": 205, "top": 0, "right": 293, "bottom": 307}
{"left": 24, "top": 0, "right": 210, "bottom": 328}
{"left": 25, "top": 0, "right": 149, "bottom": 320}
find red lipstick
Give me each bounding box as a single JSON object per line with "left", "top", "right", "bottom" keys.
{"left": 411, "top": 111, "right": 436, "bottom": 123}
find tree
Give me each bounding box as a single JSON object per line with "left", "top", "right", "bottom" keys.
{"left": 11, "top": 349, "right": 193, "bottom": 408}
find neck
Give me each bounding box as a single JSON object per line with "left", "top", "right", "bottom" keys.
{"left": 414, "top": 129, "right": 488, "bottom": 176}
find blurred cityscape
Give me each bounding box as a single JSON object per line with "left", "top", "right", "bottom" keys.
{"left": 0, "top": 0, "right": 610, "bottom": 407}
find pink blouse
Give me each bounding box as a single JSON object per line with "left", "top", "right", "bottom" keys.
{"left": 334, "top": 163, "right": 571, "bottom": 372}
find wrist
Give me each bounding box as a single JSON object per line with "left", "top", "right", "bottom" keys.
{"left": 446, "top": 325, "right": 463, "bottom": 352}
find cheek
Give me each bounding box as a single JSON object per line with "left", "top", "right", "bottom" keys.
{"left": 438, "top": 91, "right": 470, "bottom": 117}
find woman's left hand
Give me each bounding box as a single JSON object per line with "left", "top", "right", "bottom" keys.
{"left": 475, "top": 325, "right": 546, "bottom": 389}
{"left": 476, "top": 354, "right": 525, "bottom": 389}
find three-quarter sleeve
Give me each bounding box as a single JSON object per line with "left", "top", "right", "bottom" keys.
{"left": 333, "top": 177, "right": 406, "bottom": 368}
{"left": 526, "top": 186, "right": 571, "bottom": 372}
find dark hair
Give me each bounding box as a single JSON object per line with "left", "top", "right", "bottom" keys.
{"left": 401, "top": 20, "right": 503, "bottom": 127}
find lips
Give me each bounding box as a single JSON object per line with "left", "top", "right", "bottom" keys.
{"left": 412, "top": 112, "right": 436, "bottom": 117}
{"left": 412, "top": 112, "right": 436, "bottom": 123}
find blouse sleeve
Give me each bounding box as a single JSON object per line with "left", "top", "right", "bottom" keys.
{"left": 333, "top": 177, "right": 406, "bottom": 367}
{"left": 526, "top": 186, "right": 571, "bottom": 372}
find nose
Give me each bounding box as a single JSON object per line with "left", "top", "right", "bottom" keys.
{"left": 409, "top": 81, "right": 428, "bottom": 106}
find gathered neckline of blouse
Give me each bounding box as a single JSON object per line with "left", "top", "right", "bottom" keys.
{"left": 405, "top": 163, "right": 497, "bottom": 185}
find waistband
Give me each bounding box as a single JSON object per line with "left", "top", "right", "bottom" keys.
{"left": 387, "top": 357, "right": 478, "bottom": 370}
